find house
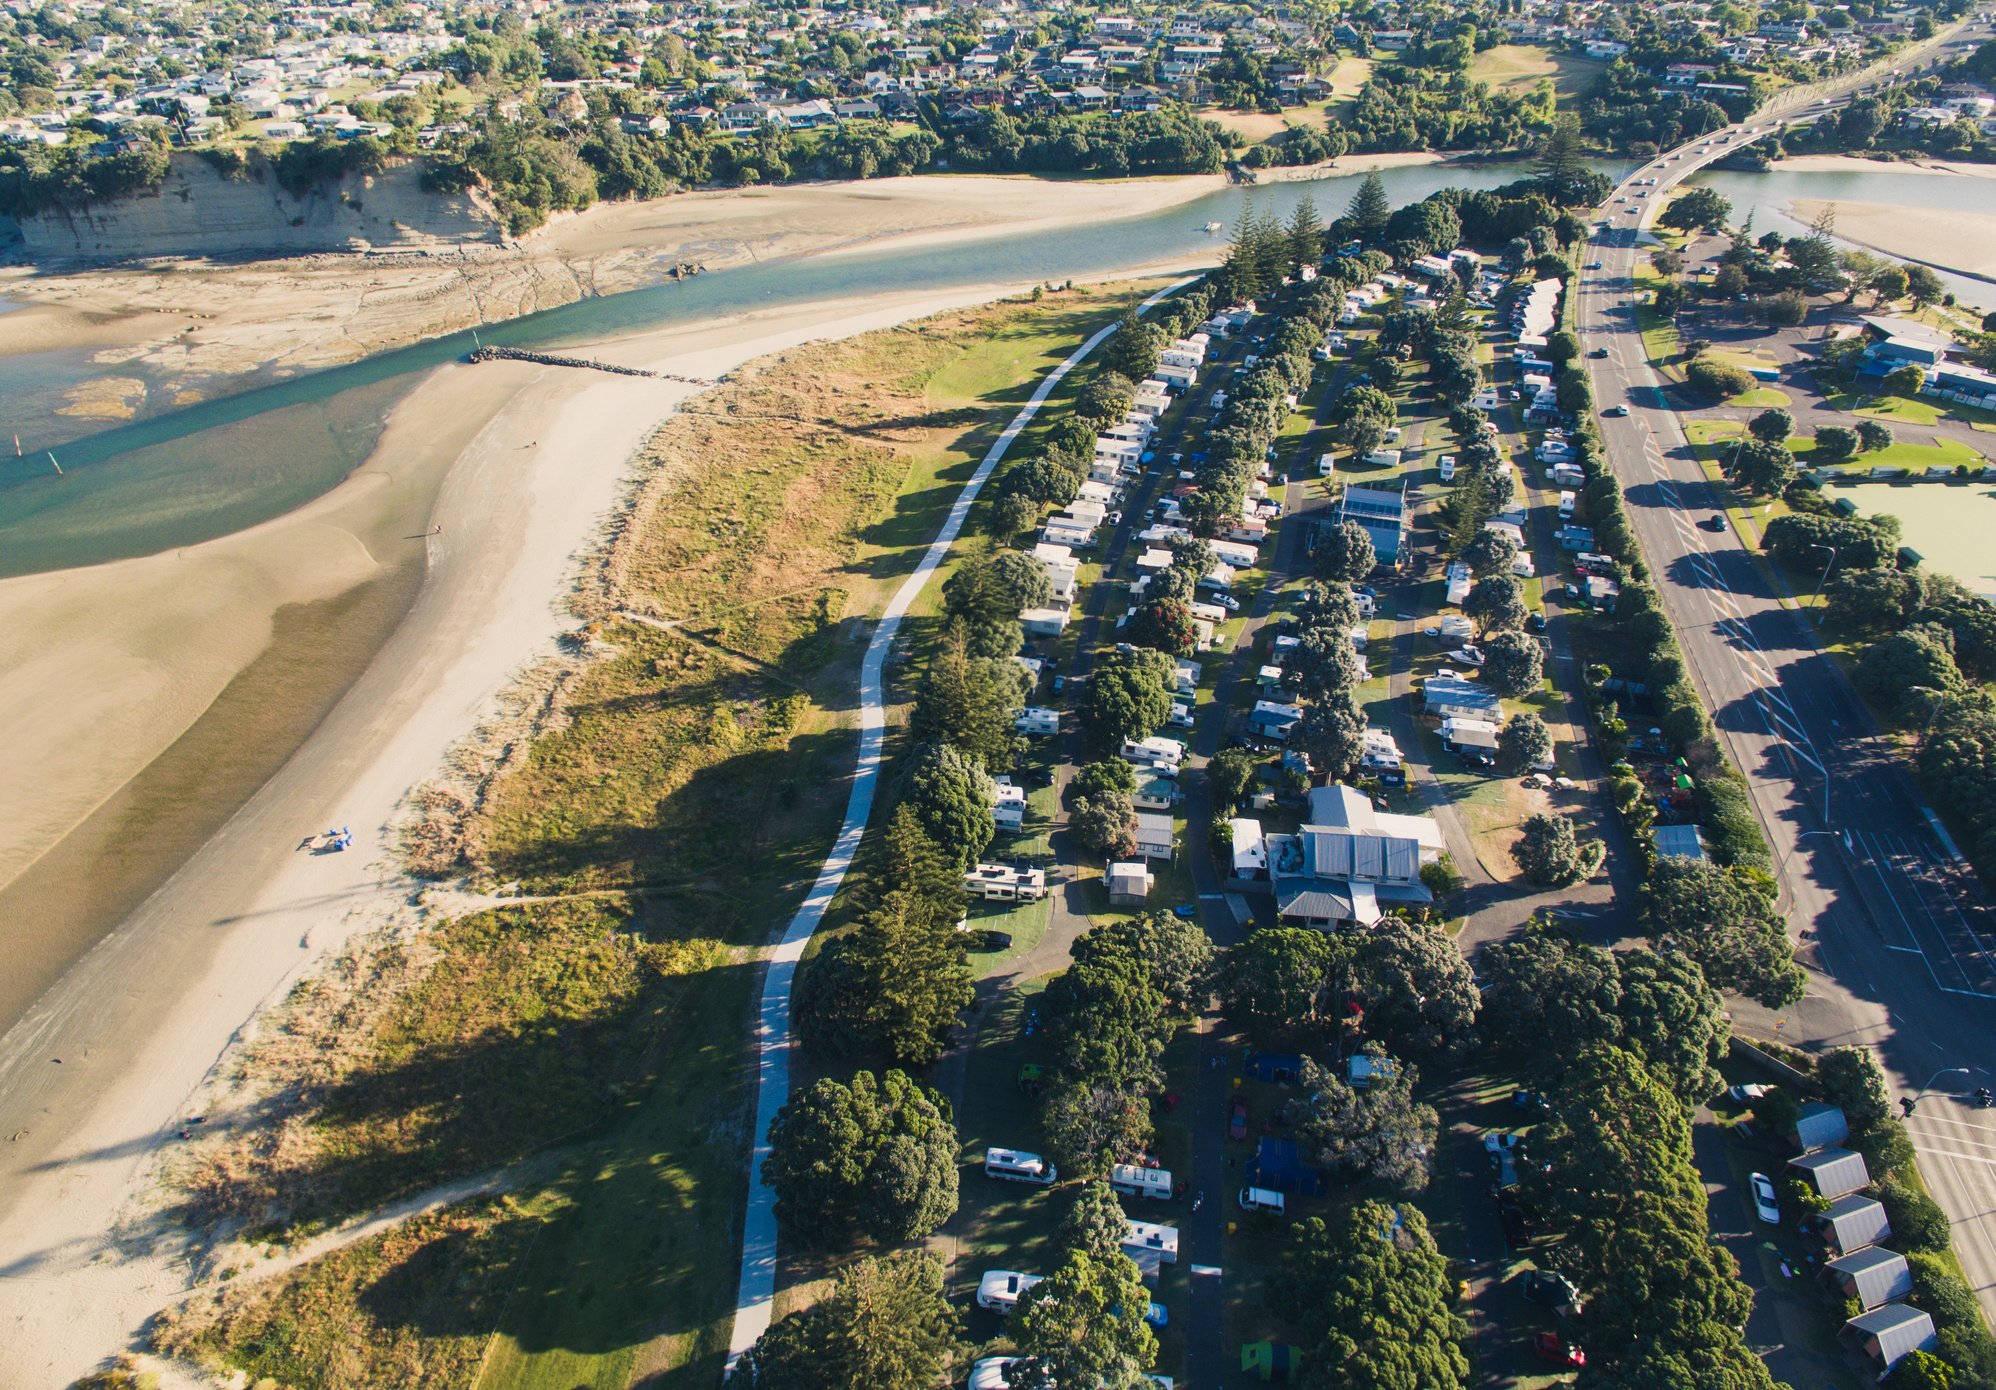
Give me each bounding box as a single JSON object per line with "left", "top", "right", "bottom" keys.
{"left": 1840, "top": 1303, "right": 1938, "bottom": 1376}
{"left": 1021, "top": 605, "right": 1071, "bottom": 638}
{"left": 1134, "top": 777, "right": 1178, "bottom": 811}
{"left": 1106, "top": 859, "right": 1155, "bottom": 906}
{"left": 1806, "top": 1195, "right": 1893, "bottom": 1257}
{"left": 1248, "top": 700, "right": 1304, "bottom": 743}
{"left": 1266, "top": 784, "right": 1444, "bottom": 928}
{"left": 1653, "top": 824, "right": 1709, "bottom": 861}
{"left": 1790, "top": 1147, "right": 1871, "bottom": 1200}
{"left": 1134, "top": 813, "right": 1176, "bottom": 861}
{"left": 964, "top": 863, "right": 1047, "bottom": 902}
{"left": 1792, "top": 1103, "right": 1852, "bottom": 1154}
{"left": 1229, "top": 818, "right": 1268, "bottom": 879}
{"left": 991, "top": 780, "right": 1027, "bottom": 832}
{"left": 1423, "top": 675, "right": 1503, "bottom": 722}
{"left": 1335, "top": 482, "right": 1411, "bottom": 569}
{"left": 1033, "top": 543, "right": 1079, "bottom": 601}
{"left": 1821, "top": 1247, "right": 1913, "bottom": 1311}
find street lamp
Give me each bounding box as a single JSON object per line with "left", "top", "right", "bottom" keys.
{"left": 1808, "top": 543, "right": 1841, "bottom": 606}
{"left": 1903, "top": 1067, "right": 1971, "bottom": 1116}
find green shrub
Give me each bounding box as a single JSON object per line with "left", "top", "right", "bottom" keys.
{"left": 1686, "top": 356, "right": 1754, "bottom": 399}
{"left": 1881, "top": 1177, "right": 1953, "bottom": 1253}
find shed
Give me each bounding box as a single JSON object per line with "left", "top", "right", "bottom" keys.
{"left": 1792, "top": 1102, "right": 1852, "bottom": 1154}
{"left": 1790, "top": 1147, "right": 1871, "bottom": 1200}
{"left": 1821, "top": 1246, "right": 1913, "bottom": 1311}
{"left": 1806, "top": 1195, "right": 1893, "bottom": 1257}
{"left": 1653, "top": 823, "right": 1709, "bottom": 861}
{"left": 1840, "top": 1303, "right": 1937, "bottom": 1373}
{"left": 1106, "top": 860, "right": 1154, "bottom": 906}
{"left": 1230, "top": 818, "right": 1268, "bottom": 878}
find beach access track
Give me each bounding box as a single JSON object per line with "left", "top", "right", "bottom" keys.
{"left": 724, "top": 275, "right": 1197, "bottom": 1367}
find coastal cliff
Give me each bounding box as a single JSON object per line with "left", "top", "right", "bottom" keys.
{"left": 12, "top": 151, "right": 508, "bottom": 261}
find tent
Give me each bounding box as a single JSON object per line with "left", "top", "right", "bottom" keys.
{"left": 1241, "top": 1341, "right": 1301, "bottom": 1383}
{"left": 1248, "top": 1137, "right": 1327, "bottom": 1197}
{"left": 1244, "top": 1050, "right": 1304, "bottom": 1084}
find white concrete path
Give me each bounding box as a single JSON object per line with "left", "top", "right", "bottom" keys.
{"left": 725, "top": 279, "right": 1193, "bottom": 1367}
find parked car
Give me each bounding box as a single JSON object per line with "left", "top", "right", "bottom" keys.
{"left": 1533, "top": 1332, "right": 1585, "bottom": 1367}
{"left": 1526, "top": 612, "right": 1548, "bottom": 633}
{"left": 1229, "top": 1098, "right": 1250, "bottom": 1141}
{"left": 1751, "top": 1172, "right": 1781, "bottom": 1225}
{"left": 1727, "top": 1082, "right": 1771, "bottom": 1104}
{"left": 978, "top": 930, "right": 1014, "bottom": 952}
{"left": 1172, "top": 903, "right": 1199, "bottom": 920}
{"left": 1523, "top": 1269, "right": 1581, "bottom": 1315}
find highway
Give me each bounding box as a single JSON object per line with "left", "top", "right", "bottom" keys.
{"left": 1575, "top": 8, "right": 1996, "bottom": 1322}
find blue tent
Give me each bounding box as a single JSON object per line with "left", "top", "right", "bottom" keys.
{"left": 1243, "top": 1050, "right": 1304, "bottom": 1084}
{"left": 1248, "top": 1137, "right": 1326, "bottom": 1197}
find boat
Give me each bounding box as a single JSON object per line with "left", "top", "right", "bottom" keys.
{"left": 1203, "top": 221, "right": 1223, "bottom": 234}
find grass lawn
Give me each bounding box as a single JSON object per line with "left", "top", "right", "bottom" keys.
{"left": 159, "top": 286, "right": 1157, "bottom": 1390}
{"left": 1465, "top": 44, "right": 1604, "bottom": 101}
{"left": 1727, "top": 386, "right": 1792, "bottom": 408}
{"left": 1630, "top": 259, "right": 1683, "bottom": 376}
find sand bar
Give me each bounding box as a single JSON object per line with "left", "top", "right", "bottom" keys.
{"left": 1772, "top": 154, "right": 1996, "bottom": 178}
{"left": 1787, "top": 196, "right": 1996, "bottom": 285}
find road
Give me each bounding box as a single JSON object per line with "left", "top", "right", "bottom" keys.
{"left": 1576, "top": 6, "right": 1996, "bottom": 1322}
{"left": 722, "top": 280, "right": 1193, "bottom": 1366}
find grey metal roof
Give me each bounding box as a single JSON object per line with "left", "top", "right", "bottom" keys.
{"left": 1423, "top": 676, "right": 1502, "bottom": 712}
{"left": 1790, "top": 1147, "right": 1871, "bottom": 1199}
{"left": 1816, "top": 1195, "right": 1892, "bottom": 1251}
{"left": 1844, "top": 1303, "right": 1937, "bottom": 1368}
{"left": 1652, "top": 823, "right": 1708, "bottom": 861}
{"left": 1793, "top": 1102, "right": 1851, "bottom": 1153}
{"left": 1826, "top": 1246, "right": 1912, "bottom": 1310}
{"left": 1276, "top": 882, "right": 1356, "bottom": 922}
{"left": 1303, "top": 828, "right": 1420, "bottom": 884}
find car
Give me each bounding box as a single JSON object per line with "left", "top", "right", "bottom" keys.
{"left": 1527, "top": 612, "right": 1548, "bottom": 633}
{"left": 1701, "top": 514, "right": 1726, "bottom": 531}
{"left": 978, "top": 930, "right": 1014, "bottom": 952}
{"left": 1145, "top": 1302, "right": 1169, "bottom": 1328}
{"left": 1523, "top": 1269, "right": 1581, "bottom": 1314}
{"left": 1214, "top": 594, "right": 1241, "bottom": 612}
{"left": 1585, "top": 261, "right": 1603, "bottom": 270}
{"left": 1229, "top": 1098, "right": 1250, "bottom": 1141}
{"left": 1533, "top": 1332, "right": 1586, "bottom": 1367}
{"left": 1728, "top": 1082, "right": 1772, "bottom": 1104}
{"left": 1751, "top": 1171, "right": 1781, "bottom": 1225}
{"left": 1605, "top": 404, "right": 1630, "bottom": 417}
{"left": 1512, "top": 1089, "right": 1549, "bottom": 1112}
{"left": 1588, "top": 346, "right": 1610, "bottom": 358}
{"left": 1172, "top": 903, "right": 1199, "bottom": 921}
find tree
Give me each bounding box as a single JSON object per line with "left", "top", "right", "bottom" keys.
{"left": 1299, "top": 696, "right": 1366, "bottom": 782}
{"left": 1857, "top": 623, "right": 1965, "bottom": 721}
{"left": 1218, "top": 927, "right": 1339, "bottom": 1036}
{"left": 1039, "top": 1078, "right": 1150, "bottom": 1176}
{"left": 1070, "top": 785, "right": 1137, "bottom": 860}
{"left": 730, "top": 1251, "right": 962, "bottom": 1390}
{"left": 1734, "top": 438, "right": 1797, "bottom": 496}
{"left": 1344, "top": 169, "right": 1390, "bottom": 243}
{"left": 989, "top": 547, "right": 1056, "bottom": 612}
{"left": 1883, "top": 362, "right": 1928, "bottom": 398}
{"left": 1073, "top": 910, "right": 1215, "bottom": 1009}
{"left": 941, "top": 556, "right": 1025, "bottom": 657}
{"left": 1747, "top": 408, "right": 1794, "bottom": 443}
{"left": 1512, "top": 812, "right": 1604, "bottom": 887}
{"left": 1011, "top": 1251, "right": 1157, "bottom": 1390}
{"left": 1827, "top": 566, "right": 1925, "bottom": 632}
{"left": 1884, "top": 1350, "right": 1956, "bottom": 1390}
{"left": 911, "top": 626, "right": 1025, "bottom": 770}
{"left": 990, "top": 489, "right": 1039, "bottom": 539}
{"left": 1104, "top": 309, "right": 1162, "bottom": 382}
{"left": 1870, "top": 263, "right": 1910, "bottom": 304}
{"left": 1287, "top": 1201, "right": 1468, "bottom": 1390}
{"left": 1352, "top": 917, "right": 1479, "bottom": 1057}
{"left": 1685, "top": 356, "right": 1753, "bottom": 399}
{"left": 1481, "top": 631, "right": 1544, "bottom": 697}
{"left": 1126, "top": 598, "right": 1197, "bottom": 656}
{"left": 1498, "top": 709, "right": 1553, "bottom": 768}
{"left": 1857, "top": 419, "right": 1894, "bottom": 453}
{"left": 898, "top": 733, "right": 994, "bottom": 863}
{"left": 762, "top": 1070, "right": 959, "bottom": 1245}
{"left": 1462, "top": 526, "right": 1520, "bottom": 579}
{"left": 1905, "top": 263, "right": 1945, "bottom": 310}
{"left": 1640, "top": 856, "right": 1805, "bottom": 1007}
{"left": 1811, "top": 425, "right": 1860, "bottom": 464}
{"left": 1286, "top": 192, "right": 1324, "bottom": 270}
{"left": 1293, "top": 1052, "right": 1438, "bottom": 1192}
{"left": 1660, "top": 186, "right": 1731, "bottom": 233}
{"left": 795, "top": 890, "right": 972, "bottom": 1067}
{"left": 1056, "top": 1183, "right": 1130, "bottom": 1262}
{"left": 1313, "top": 519, "right": 1376, "bottom": 583}
{"left": 1080, "top": 647, "right": 1175, "bottom": 753}
{"left": 1465, "top": 574, "right": 1527, "bottom": 635}
{"left": 1208, "top": 746, "right": 1260, "bottom": 810}
{"left": 1076, "top": 371, "right": 1136, "bottom": 427}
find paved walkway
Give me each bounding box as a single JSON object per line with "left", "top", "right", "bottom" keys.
{"left": 724, "top": 279, "right": 1194, "bottom": 1366}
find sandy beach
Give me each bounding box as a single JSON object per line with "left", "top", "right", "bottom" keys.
{"left": 1772, "top": 153, "right": 1996, "bottom": 178}
{"left": 0, "top": 172, "right": 1226, "bottom": 396}
{"left": 0, "top": 269, "right": 1110, "bottom": 1387}
{"left": 1787, "top": 196, "right": 1996, "bottom": 286}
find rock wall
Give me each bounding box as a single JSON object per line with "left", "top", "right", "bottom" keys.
{"left": 13, "top": 152, "right": 509, "bottom": 261}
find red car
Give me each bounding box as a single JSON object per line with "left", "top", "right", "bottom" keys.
{"left": 1533, "top": 1332, "right": 1585, "bottom": 1367}
{"left": 1229, "top": 1098, "right": 1250, "bottom": 1141}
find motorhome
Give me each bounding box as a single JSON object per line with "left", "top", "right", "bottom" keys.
{"left": 1111, "top": 1164, "right": 1175, "bottom": 1201}
{"left": 984, "top": 1148, "right": 1058, "bottom": 1185}
{"left": 976, "top": 1271, "right": 1044, "bottom": 1314}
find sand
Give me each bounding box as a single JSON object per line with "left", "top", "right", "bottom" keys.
{"left": 1787, "top": 196, "right": 1996, "bottom": 284}
{"left": 0, "top": 172, "right": 1226, "bottom": 391}
{"left": 0, "top": 266, "right": 1164, "bottom": 1387}
{"left": 1773, "top": 154, "right": 1996, "bottom": 178}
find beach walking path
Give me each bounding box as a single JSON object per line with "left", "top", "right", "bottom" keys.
{"left": 725, "top": 277, "right": 1194, "bottom": 1363}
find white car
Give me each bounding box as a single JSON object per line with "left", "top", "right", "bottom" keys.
{"left": 1214, "top": 594, "right": 1241, "bottom": 612}
{"left": 1750, "top": 1172, "right": 1780, "bottom": 1225}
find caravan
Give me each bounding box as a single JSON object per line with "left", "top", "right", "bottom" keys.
{"left": 984, "top": 1147, "right": 1058, "bottom": 1186}
{"left": 976, "top": 1271, "right": 1044, "bottom": 1314}
{"left": 1110, "top": 1163, "right": 1175, "bottom": 1201}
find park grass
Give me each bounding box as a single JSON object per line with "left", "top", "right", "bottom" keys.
{"left": 1630, "top": 259, "right": 1684, "bottom": 377}
{"left": 159, "top": 286, "right": 1147, "bottom": 1390}
{"left": 1465, "top": 44, "right": 1603, "bottom": 100}
{"left": 1727, "top": 386, "right": 1792, "bottom": 408}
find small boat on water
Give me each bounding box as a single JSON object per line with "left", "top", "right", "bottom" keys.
{"left": 1202, "top": 221, "right": 1224, "bottom": 234}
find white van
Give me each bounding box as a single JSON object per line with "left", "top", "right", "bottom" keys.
{"left": 976, "top": 1270, "right": 1043, "bottom": 1314}
{"left": 1437, "top": 454, "right": 1457, "bottom": 483}
{"left": 1110, "top": 1163, "right": 1175, "bottom": 1201}
{"left": 1558, "top": 489, "right": 1577, "bottom": 519}
{"left": 984, "top": 1147, "right": 1058, "bottom": 1186}
{"left": 1238, "top": 1186, "right": 1287, "bottom": 1214}
{"left": 1317, "top": 452, "right": 1336, "bottom": 478}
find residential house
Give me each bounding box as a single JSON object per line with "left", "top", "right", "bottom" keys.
{"left": 1134, "top": 812, "right": 1176, "bottom": 862}
{"left": 1106, "top": 860, "right": 1154, "bottom": 906}
{"left": 1820, "top": 1247, "right": 1913, "bottom": 1312}
{"left": 1806, "top": 1196, "right": 1893, "bottom": 1256}
{"left": 1792, "top": 1103, "right": 1852, "bottom": 1154}
{"left": 1265, "top": 784, "right": 1444, "bottom": 928}
{"left": 1840, "top": 1304, "right": 1937, "bottom": 1377}
{"left": 1423, "top": 675, "right": 1503, "bottom": 722}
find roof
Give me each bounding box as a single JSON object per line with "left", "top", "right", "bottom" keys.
{"left": 1230, "top": 818, "right": 1267, "bottom": 872}
{"left": 1790, "top": 1147, "right": 1870, "bottom": 1198}
{"left": 1303, "top": 828, "right": 1422, "bottom": 884}
{"left": 1276, "top": 880, "right": 1356, "bottom": 923}
{"left": 1826, "top": 1246, "right": 1913, "bottom": 1309}
{"left": 1106, "top": 860, "right": 1151, "bottom": 890}
{"left": 1134, "top": 812, "right": 1175, "bottom": 843}
{"left": 1844, "top": 1302, "right": 1937, "bottom": 1366}
{"left": 1793, "top": 1102, "right": 1852, "bottom": 1153}
{"left": 1339, "top": 483, "right": 1408, "bottom": 522}
{"left": 1424, "top": 675, "right": 1503, "bottom": 712}
{"left": 1653, "top": 823, "right": 1708, "bottom": 861}
{"left": 1815, "top": 1194, "right": 1892, "bottom": 1248}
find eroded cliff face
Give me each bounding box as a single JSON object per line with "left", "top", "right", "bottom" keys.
{"left": 14, "top": 152, "right": 508, "bottom": 260}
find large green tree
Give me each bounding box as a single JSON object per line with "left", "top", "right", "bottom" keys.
{"left": 762, "top": 1070, "right": 959, "bottom": 1245}
{"left": 1294, "top": 1051, "right": 1439, "bottom": 1192}
{"left": 730, "top": 1251, "right": 963, "bottom": 1390}
{"left": 1640, "top": 856, "right": 1805, "bottom": 1007}
{"left": 1511, "top": 812, "right": 1604, "bottom": 886}
{"left": 1288, "top": 1201, "right": 1469, "bottom": 1390}
{"left": 1080, "top": 647, "right": 1176, "bottom": 753}
{"left": 1011, "top": 1251, "right": 1158, "bottom": 1390}
{"left": 897, "top": 740, "right": 995, "bottom": 869}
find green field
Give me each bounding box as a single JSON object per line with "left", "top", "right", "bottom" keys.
{"left": 1465, "top": 44, "right": 1604, "bottom": 100}
{"left": 1827, "top": 478, "right": 1996, "bottom": 598}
